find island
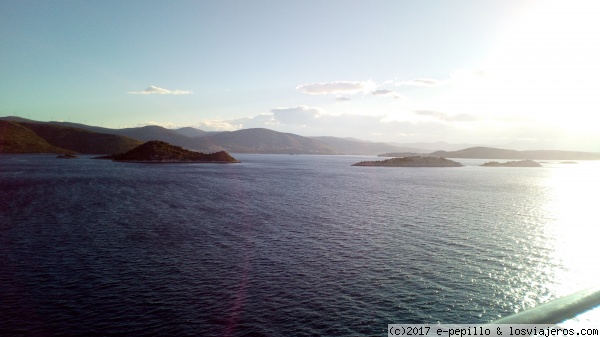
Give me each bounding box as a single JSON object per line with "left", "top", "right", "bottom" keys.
{"left": 480, "top": 159, "right": 541, "bottom": 167}
{"left": 95, "top": 140, "right": 240, "bottom": 163}
{"left": 352, "top": 156, "right": 463, "bottom": 167}
{"left": 57, "top": 154, "right": 78, "bottom": 159}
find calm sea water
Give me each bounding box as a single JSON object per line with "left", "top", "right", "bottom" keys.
{"left": 1, "top": 154, "right": 599, "bottom": 336}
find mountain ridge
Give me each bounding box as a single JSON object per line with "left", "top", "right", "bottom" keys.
{"left": 2, "top": 117, "right": 599, "bottom": 158}
{"left": 430, "top": 146, "right": 600, "bottom": 160}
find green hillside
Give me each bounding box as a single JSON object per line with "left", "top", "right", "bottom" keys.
{"left": 0, "top": 121, "right": 74, "bottom": 154}
{"left": 18, "top": 122, "right": 142, "bottom": 154}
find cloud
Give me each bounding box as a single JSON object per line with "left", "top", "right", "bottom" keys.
{"left": 395, "top": 78, "right": 445, "bottom": 87}
{"left": 296, "top": 80, "right": 376, "bottom": 95}
{"left": 336, "top": 96, "right": 351, "bottom": 102}
{"left": 196, "top": 114, "right": 278, "bottom": 131}
{"left": 194, "top": 120, "right": 242, "bottom": 131}
{"left": 136, "top": 121, "right": 179, "bottom": 128}
{"left": 372, "top": 89, "right": 393, "bottom": 95}
{"left": 372, "top": 89, "right": 402, "bottom": 99}
{"left": 128, "top": 85, "right": 193, "bottom": 95}
{"left": 271, "top": 106, "right": 321, "bottom": 125}
{"left": 413, "top": 110, "right": 479, "bottom": 122}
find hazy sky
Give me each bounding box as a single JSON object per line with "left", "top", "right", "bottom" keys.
{"left": 2, "top": 0, "right": 599, "bottom": 150}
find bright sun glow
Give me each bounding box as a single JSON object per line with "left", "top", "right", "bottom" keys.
{"left": 444, "top": 1, "right": 600, "bottom": 133}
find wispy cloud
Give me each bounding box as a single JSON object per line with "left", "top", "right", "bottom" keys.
{"left": 296, "top": 80, "right": 376, "bottom": 95}
{"left": 395, "top": 79, "right": 445, "bottom": 87}
{"left": 372, "top": 89, "right": 402, "bottom": 99}
{"left": 194, "top": 119, "right": 243, "bottom": 131}
{"left": 128, "top": 85, "right": 193, "bottom": 95}
{"left": 336, "top": 96, "right": 351, "bottom": 102}
{"left": 413, "top": 110, "right": 479, "bottom": 122}
{"left": 136, "top": 121, "right": 179, "bottom": 128}
{"left": 271, "top": 106, "right": 321, "bottom": 126}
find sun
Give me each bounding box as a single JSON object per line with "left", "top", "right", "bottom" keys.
{"left": 443, "top": 1, "right": 600, "bottom": 134}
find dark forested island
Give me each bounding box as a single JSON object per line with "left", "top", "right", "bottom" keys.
{"left": 96, "top": 141, "right": 240, "bottom": 163}
{"left": 480, "top": 159, "right": 542, "bottom": 167}
{"left": 352, "top": 156, "right": 463, "bottom": 167}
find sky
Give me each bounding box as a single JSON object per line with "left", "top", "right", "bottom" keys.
{"left": 2, "top": 0, "right": 600, "bottom": 151}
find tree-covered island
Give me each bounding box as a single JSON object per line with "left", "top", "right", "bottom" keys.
{"left": 96, "top": 140, "right": 240, "bottom": 163}
{"left": 352, "top": 156, "right": 463, "bottom": 167}
{"left": 480, "top": 159, "right": 542, "bottom": 167}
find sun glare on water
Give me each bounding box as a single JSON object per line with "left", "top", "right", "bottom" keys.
{"left": 542, "top": 162, "right": 600, "bottom": 295}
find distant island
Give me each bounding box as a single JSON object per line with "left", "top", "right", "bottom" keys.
{"left": 480, "top": 159, "right": 542, "bottom": 167}
{"left": 352, "top": 156, "right": 463, "bottom": 167}
{"left": 96, "top": 141, "right": 240, "bottom": 163}
{"left": 379, "top": 146, "right": 600, "bottom": 160}
{"left": 56, "top": 154, "right": 78, "bottom": 159}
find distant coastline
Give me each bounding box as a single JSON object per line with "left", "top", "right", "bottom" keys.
{"left": 380, "top": 146, "right": 600, "bottom": 160}
{"left": 2, "top": 117, "right": 600, "bottom": 158}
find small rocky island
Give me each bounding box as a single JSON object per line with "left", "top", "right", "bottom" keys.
{"left": 480, "top": 159, "right": 541, "bottom": 167}
{"left": 96, "top": 141, "right": 240, "bottom": 163}
{"left": 352, "top": 156, "right": 463, "bottom": 167}
{"left": 57, "top": 154, "right": 78, "bottom": 159}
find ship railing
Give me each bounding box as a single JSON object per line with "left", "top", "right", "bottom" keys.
{"left": 490, "top": 286, "right": 600, "bottom": 324}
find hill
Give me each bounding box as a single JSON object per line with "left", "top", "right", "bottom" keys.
{"left": 0, "top": 117, "right": 340, "bottom": 154}
{"left": 101, "top": 141, "right": 239, "bottom": 163}
{"left": 0, "top": 121, "right": 74, "bottom": 154}
{"left": 387, "top": 141, "right": 477, "bottom": 152}
{"left": 5, "top": 117, "right": 599, "bottom": 157}
{"left": 0, "top": 118, "right": 199, "bottom": 149}
{"left": 430, "top": 147, "right": 600, "bottom": 160}
{"left": 194, "top": 128, "right": 337, "bottom": 154}
{"left": 111, "top": 125, "right": 196, "bottom": 147}
{"left": 16, "top": 122, "right": 142, "bottom": 154}
{"left": 173, "top": 127, "right": 223, "bottom": 138}
{"left": 311, "top": 136, "right": 409, "bottom": 155}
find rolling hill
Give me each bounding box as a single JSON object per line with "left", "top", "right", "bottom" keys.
{"left": 430, "top": 147, "right": 600, "bottom": 160}
{"left": 4, "top": 117, "right": 598, "bottom": 158}
{"left": 0, "top": 121, "right": 74, "bottom": 154}
{"left": 173, "top": 127, "right": 223, "bottom": 138}
{"left": 193, "top": 128, "right": 338, "bottom": 154}
{"left": 18, "top": 122, "right": 143, "bottom": 154}
{"left": 311, "top": 136, "right": 418, "bottom": 155}
{"left": 0, "top": 118, "right": 143, "bottom": 154}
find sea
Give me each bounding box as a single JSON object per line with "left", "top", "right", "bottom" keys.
{"left": 1, "top": 154, "right": 599, "bottom": 336}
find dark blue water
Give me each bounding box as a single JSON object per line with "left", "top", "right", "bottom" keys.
{"left": 1, "top": 154, "right": 598, "bottom": 336}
